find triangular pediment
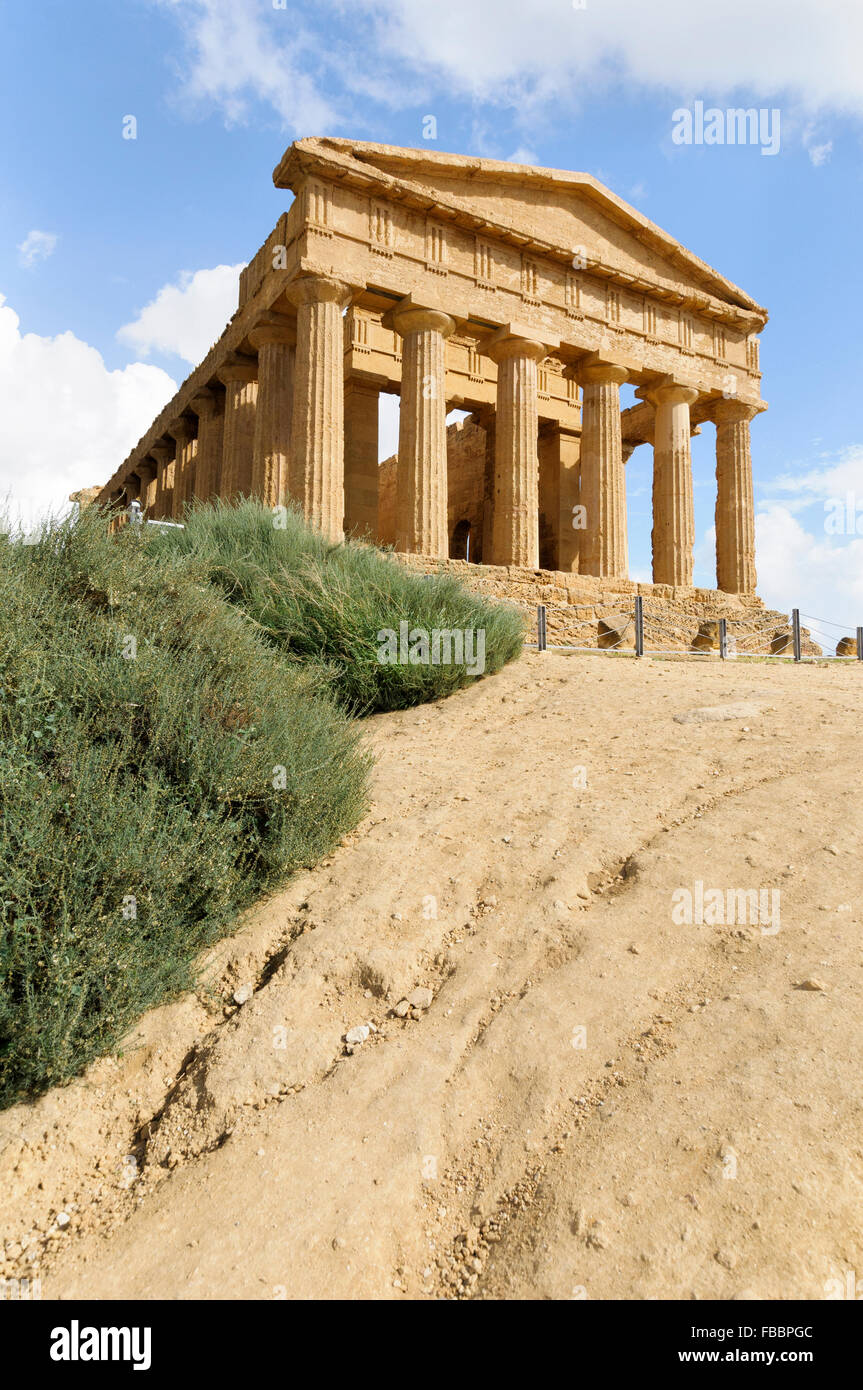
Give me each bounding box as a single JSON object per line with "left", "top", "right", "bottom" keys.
{"left": 275, "top": 138, "right": 766, "bottom": 324}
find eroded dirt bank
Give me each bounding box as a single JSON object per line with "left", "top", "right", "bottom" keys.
{"left": 1, "top": 652, "right": 861, "bottom": 1300}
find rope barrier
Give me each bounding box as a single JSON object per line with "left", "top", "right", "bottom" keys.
{"left": 529, "top": 599, "right": 861, "bottom": 662}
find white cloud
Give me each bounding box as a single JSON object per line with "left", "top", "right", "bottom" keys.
{"left": 803, "top": 122, "right": 833, "bottom": 165}
{"left": 761, "top": 444, "right": 863, "bottom": 511}
{"left": 743, "top": 446, "right": 863, "bottom": 636}
{"left": 507, "top": 146, "right": 538, "bottom": 165}
{"left": 0, "top": 295, "right": 176, "bottom": 531}
{"left": 807, "top": 140, "right": 833, "bottom": 166}
{"left": 362, "top": 0, "right": 863, "bottom": 115}
{"left": 117, "top": 263, "right": 244, "bottom": 365}
{"left": 154, "top": 0, "right": 342, "bottom": 130}
{"left": 154, "top": 0, "right": 863, "bottom": 138}
{"left": 17, "top": 230, "right": 59, "bottom": 268}
{"left": 754, "top": 504, "right": 863, "bottom": 644}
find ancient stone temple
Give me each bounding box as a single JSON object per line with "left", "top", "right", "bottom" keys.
{"left": 96, "top": 137, "right": 770, "bottom": 633}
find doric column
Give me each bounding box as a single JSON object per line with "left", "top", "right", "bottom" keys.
{"left": 189, "top": 389, "right": 225, "bottom": 503}
{"left": 217, "top": 360, "right": 258, "bottom": 501}
{"left": 169, "top": 418, "right": 197, "bottom": 519}
{"left": 538, "top": 424, "right": 581, "bottom": 573}
{"left": 344, "top": 380, "right": 380, "bottom": 540}
{"left": 249, "top": 316, "right": 296, "bottom": 507}
{"left": 577, "top": 363, "right": 629, "bottom": 577}
{"left": 484, "top": 330, "right": 547, "bottom": 568}
{"left": 712, "top": 399, "right": 760, "bottom": 594}
{"left": 386, "top": 299, "right": 455, "bottom": 557}
{"left": 150, "top": 442, "right": 174, "bottom": 520}
{"left": 287, "top": 274, "right": 351, "bottom": 543}
{"left": 645, "top": 382, "right": 699, "bottom": 587}
{"left": 474, "top": 406, "right": 496, "bottom": 565}
{"left": 135, "top": 460, "right": 157, "bottom": 512}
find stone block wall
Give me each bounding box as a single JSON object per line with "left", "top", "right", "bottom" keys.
{"left": 394, "top": 552, "right": 822, "bottom": 656}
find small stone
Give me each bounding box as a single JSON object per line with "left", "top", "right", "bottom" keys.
{"left": 55, "top": 1212, "right": 70, "bottom": 1230}
{"left": 587, "top": 1221, "right": 609, "bottom": 1249}
{"left": 408, "top": 987, "right": 434, "bottom": 1010}
{"left": 232, "top": 983, "right": 253, "bottom": 1006}
{"left": 393, "top": 1000, "right": 410, "bottom": 1017}
{"left": 826, "top": 845, "right": 839, "bottom": 856}
{"left": 795, "top": 978, "right": 828, "bottom": 992}
{"left": 715, "top": 1247, "right": 739, "bottom": 1270}
{"left": 345, "top": 1024, "right": 370, "bottom": 1045}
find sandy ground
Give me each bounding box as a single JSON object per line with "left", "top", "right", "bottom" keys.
{"left": 1, "top": 650, "right": 862, "bottom": 1301}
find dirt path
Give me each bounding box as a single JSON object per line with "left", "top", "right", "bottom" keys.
{"left": 2, "top": 652, "right": 861, "bottom": 1300}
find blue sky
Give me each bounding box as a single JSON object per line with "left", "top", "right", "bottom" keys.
{"left": 2, "top": 0, "right": 862, "bottom": 635}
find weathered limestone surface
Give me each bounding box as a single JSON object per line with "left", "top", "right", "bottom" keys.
{"left": 169, "top": 419, "right": 197, "bottom": 519}
{"left": 133, "top": 462, "right": 157, "bottom": 513}
{"left": 249, "top": 318, "right": 295, "bottom": 507}
{"left": 713, "top": 399, "right": 758, "bottom": 595}
{"left": 218, "top": 362, "right": 258, "bottom": 499}
{"left": 344, "top": 381, "right": 380, "bottom": 540}
{"left": 388, "top": 301, "right": 455, "bottom": 558}
{"left": 150, "top": 443, "right": 174, "bottom": 522}
{"left": 647, "top": 383, "right": 699, "bottom": 587}
{"left": 189, "top": 390, "right": 225, "bottom": 502}
{"left": 485, "top": 331, "right": 547, "bottom": 568}
{"left": 288, "top": 275, "right": 351, "bottom": 543}
{"left": 396, "top": 553, "right": 822, "bottom": 654}
{"left": 578, "top": 363, "right": 628, "bottom": 578}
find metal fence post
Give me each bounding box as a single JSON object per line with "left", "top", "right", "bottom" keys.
{"left": 719, "top": 618, "right": 728, "bottom": 660}
{"left": 792, "top": 608, "right": 802, "bottom": 663}
{"left": 537, "top": 604, "right": 547, "bottom": 652}
{"left": 857, "top": 626, "right": 863, "bottom": 661}
{"left": 634, "top": 595, "right": 644, "bottom": 657}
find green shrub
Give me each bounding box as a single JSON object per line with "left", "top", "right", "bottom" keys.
{"left": 0, "top": 496, "right": 524, "bottom": 1106}
{"left": 148, "top": 499, "right": 526, "bottom": 711}
{"left": 0, "top": 510, "right": 369, "bottom": 1105}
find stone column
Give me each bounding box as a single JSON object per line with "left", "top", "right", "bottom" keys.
{"left": 249, "top": 317, "right": 296, "bottom": 507}
{"left": 190, "top": 389, "right": 225, "bottom": 502}
{"left": 151, "top": 442, "right": 174, "bottom": 520}
{"left": 475, "top": 406, "right": 496, "bottom": 565}
{"left": 538, "top": 424, "right": 581, "bottom": 573}
{"left": 217, "top": 361, "right": 258, "bottom": 500}
{"left": 169, "top": 418, "right": 197, "bottom": 519}
{"left": 136, "top": 460, "right": 157, "bottom": 512}
{"left": 287, "top": 274, "right": 351, "bottom": 543}
{"left": 344, "top": 380, "right": 380, "bottom": 539}
{"left": 577, "top": 363, "right": 629, "bottom": 577}
{"left": 647, "top": 383, "right": 699, "bottom": 587}
{"left": 712, "top": 399, "right": 759, "bottom": 594}
{"left": 486, "top": 332, "right": 546, "bottom": 568}
{"left": 388, "top": 301, "right": 455, "bottom": 557}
